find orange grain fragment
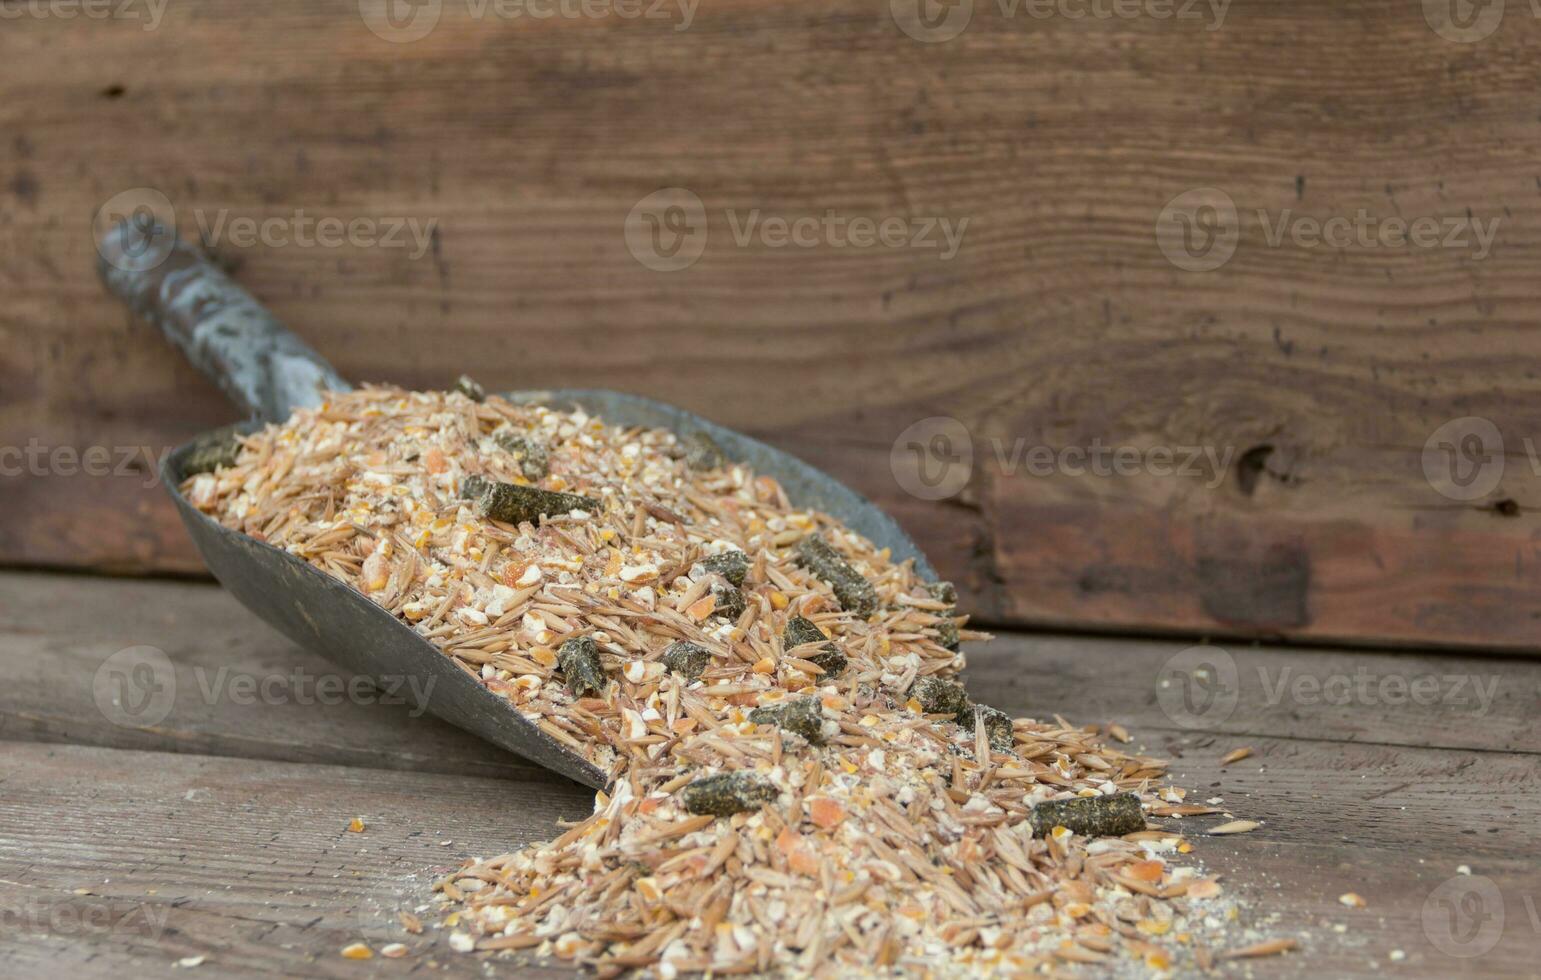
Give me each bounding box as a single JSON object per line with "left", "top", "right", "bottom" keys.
{"left": 1126, "top": 859, "right": 1164, "bottom": 883}
{"left": 501, "top": 560, "right": 531, "bottom": 588}
{"left": 808, "top": 797, "right": 846, "bottom": 830}
{"left": 1188, "top": 878, "right": 1223, "bottom": 899}
{"left": 686, "top": 595, "right": 717, "bottom": 622}
{"left": 776, "top": 828, "right": 820, "bottom": 875}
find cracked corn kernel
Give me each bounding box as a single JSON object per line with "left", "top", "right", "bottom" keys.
{"left": 808, "top": 797, "right": 846, "bottom": 829}
{"left": 1188, "top": 879, "right": 1222, "bottom": 899}
{"left": 635, "top": 877, "right": 663, "bottom": 901}
{"left": 340, "top": 943, "right": 373, "bottom": 959}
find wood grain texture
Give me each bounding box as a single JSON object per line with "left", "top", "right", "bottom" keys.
{"left": 3, "top": 571, "right": 1540, "bottom": 975}
{"left": 7, "top": 1, "right": 1541, "bottom": 650}
{"left": 5, "top": 572, "right": 1536, "bottom": 774}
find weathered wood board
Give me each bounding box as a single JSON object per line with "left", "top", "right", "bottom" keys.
{"left": 7, "top": 2, "right": 1541, "bottom": 651}
{"left": 2, "top": 571, "right": 1539, "bottom": 976}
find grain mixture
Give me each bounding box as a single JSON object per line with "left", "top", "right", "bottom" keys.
{"left": 188, "top": 385, "right": 1281, "bottom": 976}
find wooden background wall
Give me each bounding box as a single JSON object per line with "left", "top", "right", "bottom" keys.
{"left": 6, "top": 0, "right": 1541, "bottom": 651}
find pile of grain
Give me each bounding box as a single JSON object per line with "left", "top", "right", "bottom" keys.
{"left": 189, "top": 385, "right": 1275, "bottom": 976}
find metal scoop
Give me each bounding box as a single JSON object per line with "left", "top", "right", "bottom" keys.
{"left": 97, "top": 222, "right": 936, "bottom": 789}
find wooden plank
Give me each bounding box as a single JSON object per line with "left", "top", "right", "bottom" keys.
{"left": 3, "top": 572, "right": 1534, "bottom": 776}
{"left": 7, "top": 2, "right": 1541, "bottom": 650}
{"left": 2, "top": 568, "right": 1537, "bottom": 857}
{"left": 2, "top": 741, "right": 1537, "bottom": 978}
{"left": 0, "top": 743, "right": 587, "bottom": 978}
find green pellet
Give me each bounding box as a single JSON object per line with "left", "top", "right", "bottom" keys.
{"left": 935, "top": 618, "right": 961, "bottom": 652}
{"left": 926, "top": 580, "right": 959, "bottom": 607}
{"left": 926, "top": 580, "right": 961, "bottom": 651}
{"left": 1029, "top": 792, "right": 1146, "bottom": 838}
{"left": 960, "top": 703, "right": 1015, "bottom": 752}
{"left": 453, "top": 374, "right": 486, "bottom": 402}
{"left": 181, "top": 433, "right": 241, "bottom": 477}
{"left": 557, "top": 636, "right": 607, "bottom": 697}
{"left": 710, "top": 582, "right": 746, "bottom": 622}
{"left": 661, "top": 641, "right": 712, "bottom": 682}
{"left": 699, "top": 550, "right": 750, "bottom": 587}
{"left": 681, "top": 431, "right": 726, "bottom": 471}
{"left": 494, "top": 431, "right": 550, "bottom": 481}
{"left": 748, "top": 696, "right": 826, "bottom": 745}
{"left": 793, "top": 535, "right": 878, "bottom": 618}
{"left": 782, "top": 616, "right": 846, "bottom": 678}
{"left": 462, "top": 478, "right": 599, "bottom": 526}
{"left": 910, "top": 676, "right": 970, "bottom": 719}
{"left": 680, "top": 772, "right": 779, "bottom": 816}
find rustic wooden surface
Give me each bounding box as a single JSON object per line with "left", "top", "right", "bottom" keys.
{"left": 7, "top": 2, "right": 1541, "bottom": 651}
{"left": 2, "top": 571, "right": 1538, "bottom": 977}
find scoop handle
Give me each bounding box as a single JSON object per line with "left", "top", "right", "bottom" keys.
{"left": 96, "top": 220, "right": 352, "bottom": 423}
